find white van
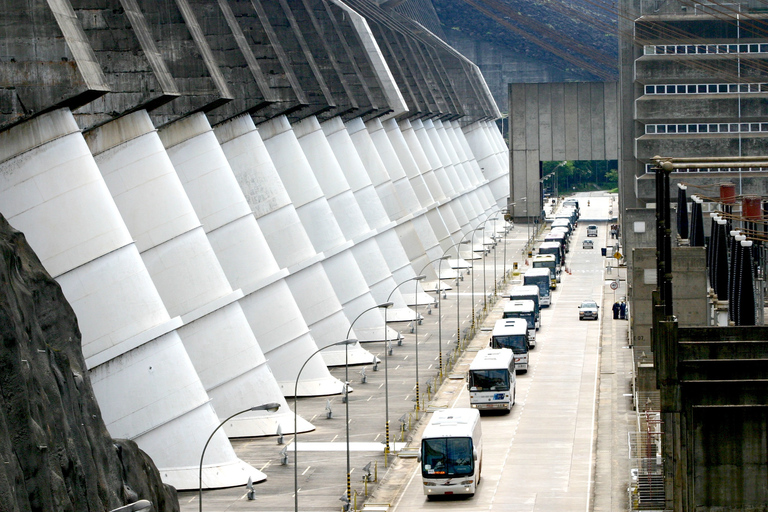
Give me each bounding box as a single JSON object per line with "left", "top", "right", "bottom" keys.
{"left": 468, "top": 348, "right": 516, "bottom": 412}
{"left": 420, "top": 408, "right": 482, "bottom": 497}
{"left": 587, "top": 224, "right": 598, "bottom": 237}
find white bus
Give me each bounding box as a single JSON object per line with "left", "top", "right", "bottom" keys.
{"left": 509, "top": 285, "right": 540, "bottom": 329}
{"left": 468, "top": 348, "right": 516, "bottom": 412}
{"left": 490, "top": 319, "right": 529, "bottom": 373}
{"left": 531, "top": 253, "right": 559, "bottom": 287}
{"left": 523, "top": 268, "right": 552, "bottom": 307}
{"left": 502, "top": 299, "right": 536, "bottom": 348}
{"left": 420, "top": 408, "right": 483, "bottom": 498}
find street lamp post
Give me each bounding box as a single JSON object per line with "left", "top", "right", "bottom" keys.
{"left": 344, "top": 304, "right": 392, "bottom": 503}
{"left": 294, "top": 339, "right": 357, "bottom": 512}
{"left": 470, "top": 225, "right": 484, "bottom": 330}
{"left": 199, "top": 403, "right": 281, "bottom": 512}
{"left": 383, "top": 278, "right": 422, "bottom": 458}
{"left": 415, "top": 259, "right": 447, "bottom": 412}
{"left": 480, "top": 215, "right": 499, "bottom": 312}
{"left": 438, "top": 240, "right": 469, "bottom": 379}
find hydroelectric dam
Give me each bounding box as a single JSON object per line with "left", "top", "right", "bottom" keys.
{"left": 0, "top": 0, "right": 508, "bottom": 491}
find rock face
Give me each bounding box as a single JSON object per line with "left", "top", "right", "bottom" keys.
{"left": 0, "top": 214, "right": 179, "bottom": 512}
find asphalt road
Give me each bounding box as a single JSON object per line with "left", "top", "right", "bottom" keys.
{"left": 177, "top": 191, "right": 634, "bottom": 512}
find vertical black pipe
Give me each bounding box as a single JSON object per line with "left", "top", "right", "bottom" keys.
{"left": 714, "top": 220, "right": 729, "bottom": 301}
{"left": 662, "top": 169, "right": 673, "bottom": 317}
{"left": 728, "top": 231, "right": 739, "bottom": 322}
{"left": 707, "top": 213, "right": 716, "bottom": 290}
{"left": 737, "top": 240, "right": 756, "bottom": 326}
{"left": 677, "top": 186, "right": 689, "bottom": 239}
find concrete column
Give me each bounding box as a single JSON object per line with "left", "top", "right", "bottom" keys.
{"left": 449, "top": 121, "right": 498, "bottom": 210}
{"left": 291, "top": 116, "right": 405, "bottom": 343}
{"left": 88, "top": 111, "right": 309, "bottom": 440}
{"left": 416, "top": 119, "right": 457, "bottom": 199}
{"left": 382, "top": 118, "right": 433, "bottom": 212}
{"left": 258, "top": 115, "right": 393, "bottom": 358}
{"left": 463, "top": 121, "right": 509, "bottom": 207}
{"left": 400, "top": 119, "right": 446, "bottom": 204}
{"left": 363, "top": 118, "right": 422, "bottom": 217}
{"left": 0, "top": 108, "right": 254, "bottom": 491}
{"left": 323, "top": 117, "right": 420, "bottom": 322}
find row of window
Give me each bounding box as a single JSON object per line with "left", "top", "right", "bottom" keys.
{"left": 645, "top": 123, "right": 768, "bottom": 134}
{"left": 644, "top": 83, "right": 768, "bottom": 95}
{"left": 644, "top": 43, "right": 768, "bottom": 55}
{"left": 644, "top": 163, "right": 768, "bottom": 174}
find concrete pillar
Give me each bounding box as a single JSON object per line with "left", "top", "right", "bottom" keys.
{"left": 212, "top": 114, "right": 369, "bottom": 380}
{"left": 0, "top": 108, "right": 254, "bottom": 490}
{"left": 382, "top": 118, "right": 433, "bottom": 212}
{"left": 464, "top": 121, "right": 509, "bottom": 208}
{"left": 400, "top": 119, "right": 446, "bottom": 205}
{"left": 259, "top": 115, "right": 397, "bottom": 355}
{"left": 323, "top": 117, "right": 419, "bottom": 322}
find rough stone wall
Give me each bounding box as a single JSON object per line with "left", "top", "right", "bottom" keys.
{"left": 0, "top": 214, "right": 178, "bottom": 512}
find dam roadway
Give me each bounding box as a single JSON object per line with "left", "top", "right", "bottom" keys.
{"left": 178, "top": 193, "right": 634, "bottom": 512}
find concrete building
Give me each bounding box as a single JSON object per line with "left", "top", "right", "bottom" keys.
{"left": 618, "top": 1, "right": 768, "bottom": 509}
{"left": 0, "top": 0, "right": 507, "bottom": 492}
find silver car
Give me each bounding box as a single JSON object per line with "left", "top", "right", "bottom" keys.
{"left": 578, "top": 300, "right": 599, "bottom": 320}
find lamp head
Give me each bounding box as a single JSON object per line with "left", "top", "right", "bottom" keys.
{"left": 378, "top": 302, "right": 394, "bottom": 309}
{"left": 252, "top": 402, "right": 281, "bottom": 413}
{"left": 336, "top": 338, "right": 359, "bottom": 347}
{"left": 414, "top": 274, "right": 427, "bottom": 281}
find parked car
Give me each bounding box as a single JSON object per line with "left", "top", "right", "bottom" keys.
{"left": 582, "top": 239, "right": 594, "bottom": 249}
{"left": 578, "top": 300, "right": 599, "bottom": 320}
{"left": 586, "top": 225, "right": 598, "bottom": 237}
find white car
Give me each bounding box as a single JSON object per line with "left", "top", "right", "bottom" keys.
{"left": 578, "top": 300, "right": 599, "bottom": 320}
{"left": 587, "top": 225, "right": 598, "bottom": 237}
{"left": 582, "top": 239, "right": 594, "bottom": 249}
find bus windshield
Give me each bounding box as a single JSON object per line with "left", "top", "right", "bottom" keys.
{"left": 534, "top": 261, "right": 556, "bottom": 271}
{"left": 503, "top": 311, "right": 535, "bottom": 329}
{"left": 421, "top": 437, "right": 474, "bottom": 478}
{"left": 491, "top": 335, "right": 528, "bottom": 353}
{"left": 468, "top": 369, "right": 510, "bottom": 391}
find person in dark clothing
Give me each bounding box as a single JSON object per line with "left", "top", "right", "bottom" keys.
{"left": 619, "top": 301, "right": 627, "bottom": 319}
{"left": 612, "top": 302, "right": 620, "bottom": 319}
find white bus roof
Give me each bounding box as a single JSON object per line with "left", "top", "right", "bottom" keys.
{"left": 524, "top": 267, "right": 551, "bottom": 278}
{"left": 538, "top": 241, "right": 561, "bottom": 250}
{"left": 551, "top": 218, "right": 571, "bottom": 226}
{"left": 422, "top": 408, "right": 480, "bottom": 439}
{"left": 509, "top": 285, "right": 540, "bottom": 296}
{"left": 469, "top": 348, "right": 514, "bottom": 371}
{"left": 503, "top": 299, "right": 535, "bottom": 312}
{"left": 492, "top": 318, "right": 528, "bottom": 336}
{"left": 531, "top": 254, "right": 556, "bottom": 261}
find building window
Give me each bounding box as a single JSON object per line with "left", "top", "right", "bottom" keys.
{"left": 645, "top": 44, "right": 768, "bottom": 55}
{"left": 642, "top": 82, "right": 768, "bottom": 95}
{"left": 644, "top": 122, "right": 768, "bottom": 135}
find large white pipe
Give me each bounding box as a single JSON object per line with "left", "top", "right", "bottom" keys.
{"left": 463, "top": 121, "right": 508, "bottom": 207}
{"left": 0, "top": 108, "right": 255, "bottom": 490}
{"left": 266, "top": 115, "right": 398, "bottom": 348}
{"left": 131, "top": 112, "right": 311, "bottom": 433}
{"left": 323, "top": 117, "right": 420, "bottom": 322}
{"left": 381, "top": 118, "right": 433, "bottom": 211}
{"left": 399, "top": 119, "right": 446, "bottom": 205}
{"left": 217, "top": 115, "right": 374, "bottom": 366}
{"left": 212, "top": 114, "right": 368, "bottom": 382}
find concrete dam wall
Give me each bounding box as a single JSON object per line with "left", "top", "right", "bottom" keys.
{"left": 0, "top": 0, "right": 508, "bottom": 491}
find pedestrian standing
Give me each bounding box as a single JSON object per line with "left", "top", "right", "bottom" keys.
{"left": 619, "top": 301, "right": 627, "bottom": 320}
{"left": 612, "top": 302, "right": 620, "bottom": 319}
